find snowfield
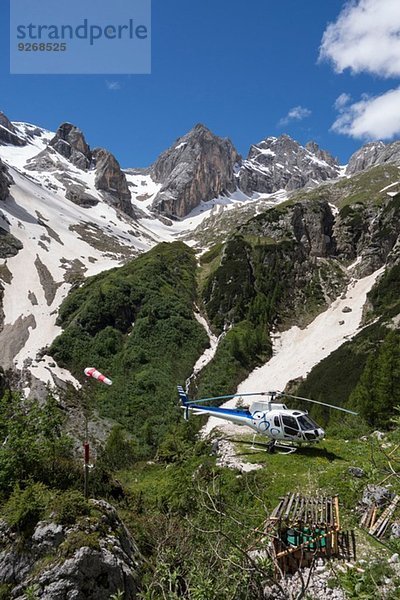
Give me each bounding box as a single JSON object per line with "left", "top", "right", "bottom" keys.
{"left": 202, "top": 266, "right": 384, "bottom": 436}
{"left": 0, "top": 122, "right": 290, "bottom": 391}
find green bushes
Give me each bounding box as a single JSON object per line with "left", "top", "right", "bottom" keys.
{"left": 50, "top": 242, "right": 209, "bottom": 458}
{"left": 0, "top": 392, "right": 77, "bottom": 493}
{"left": 3, "top": 482, "right": 51, "bottom": 536}
{"left": 53, "top": 490, "right": 90, "bottom": 526}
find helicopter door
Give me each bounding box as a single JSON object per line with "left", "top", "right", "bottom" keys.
{"left": 281, "top": 415, "right": 300, "bottom": 438}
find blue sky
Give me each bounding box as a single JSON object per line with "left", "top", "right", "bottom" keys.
{"left": 1, "top": 0, "right": 400, "bottom": 167}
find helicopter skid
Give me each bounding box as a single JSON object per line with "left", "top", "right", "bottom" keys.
{"left": 222, "top": 437, "right": 299, "bottom": 455}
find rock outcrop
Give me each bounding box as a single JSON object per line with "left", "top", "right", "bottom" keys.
{"left": 0, "top": 160, "right": 13, "bottom": 201}
{"left": 65, "top": 184, "right": 99, "bottom": 208}
{"left": 0, "top": 112, "right": 26, "bottom": 147}
{"left": 332, "top": 191, "right": 400, "bottom": 275}
{"left": 49, "top": 123, "right": 92, "bottom": 170}
{"left": 92, "top": 148, "right": 133, "bottom": 216}
{"left": 242, "top": 200, "right": 336, "bottom": 258}
{"left": 151, "top": 123, "right": 240, "bottom": 218}
{"left": 346, "top": 140, "right": 400, "bottom": 175}
{"left": 0, "top": 500, "right": 142, "bottom": 600}
{"left": 0, "top": 227, "right": 23, "bottom": 258}
{"left": 238, "top": 135, "right": 340, "bottom": 195}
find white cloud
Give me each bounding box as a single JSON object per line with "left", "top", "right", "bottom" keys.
{"left": 334, "top": 92, "right": 352, "bottom": 110}
{"left": 279, "top": 106, "right": 311, "bottom": 126}
{"left": 320, "top": 0, "right": 400, "bottom": 78}
{"left": 106, "top": 81, "right": 121, "bottom": 91}
{"left": 331, "top": 87, "right": 400, "bottom": 139}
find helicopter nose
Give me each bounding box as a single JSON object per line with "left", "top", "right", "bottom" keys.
{"left": 318, "top": 428, "right": 325, "bottom": 439}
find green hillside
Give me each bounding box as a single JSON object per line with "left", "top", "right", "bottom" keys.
{"left": 50, "top": 242, "right": 208, "bottom": 457}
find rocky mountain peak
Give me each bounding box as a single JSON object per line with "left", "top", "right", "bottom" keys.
{"left": 92, "top": 147, "right": 133, "bottom": 216}
{"left": 305, "top": 141, "right": 338, "bottom": 167}
{"left": 49, "top": 122, "right": 92, "bottom": 170}
{"left": 238, "top": 134, "right": 340, "bottom": 196}
{"left": 0, "top": 111, "right": 26, "bottom": 147}
{"left": 151, "top": 123, "right": 240, "bottom": 218}
{"left": 346, "top": 140, "right": 400, "bottom": 175}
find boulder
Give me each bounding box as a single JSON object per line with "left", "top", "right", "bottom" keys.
{"left": 49, "top": 123, "right": 92, "bottom": 170}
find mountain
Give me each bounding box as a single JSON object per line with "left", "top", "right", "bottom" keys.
{"left": 346, "top": 140, "right": 400, "bottom": 175}
{"left": 1, "top": 111, "right": 400, "bottom": 598}
{"left": 151, "top": 123, "right": 240, "bottom": 218}
{"left": 238, "top": 134, "right": 340, "bottom": 195}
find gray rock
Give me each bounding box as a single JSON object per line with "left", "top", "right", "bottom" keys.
{"left": 348, "top": 466, "right": 365, "bottom": 478}
{"left": 49, "top": 123, "right": 92, "bottom": 170}
{"left": 32, "top": 522, "right": 64, "bottom": 552}
{"left": 151, "top": 123, "right": 240, "bottom": 218}
{"left": 346, "top": 140, "right": 400, "bottom": 175}
{"left": 391, "top": 522, "right": 400, "bottom": 539}
{"left": 362, "top": 484, "right": 393, "bottom": 508}
{"left": 388, "top": 553, "right": 399, "bottom": 564}
{"left": 0, "top": 112, "right": 26, "bottom": 146}
{"left": 92, "top": 148, "right": 133, "bottom": 216}
{"left": 0, "top": 227, "right": 23, "bottom": 258}
{"left": 238, "top": 135, "right": 340, "bottom": 196}
{"left": 1, "top": 500, "right": 142, "bottom": 600}
{"left": 65, "top": 184, "right": 99, "bottom": 208}
{"left": 0, "top": 160, "right": 13, "bottom": 201}
{"left": 241, "top": 199, "right": 335, "bottom": 257}
{"left": 342, "top": 306, "right": 352, "bottom": 313}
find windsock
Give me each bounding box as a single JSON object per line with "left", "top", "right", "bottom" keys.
{"left": 84, "top": 367, "right": 112, "bottom": 386}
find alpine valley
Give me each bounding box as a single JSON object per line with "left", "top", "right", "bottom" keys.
{"left": 1, "top": 112, "right": 400, "bottom": 599}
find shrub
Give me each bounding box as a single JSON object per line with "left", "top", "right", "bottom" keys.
{"left": 53, "top": 490, "right": 90, "bottom": 525}
{"left": 4, "top": 482, "right": 52, "bottom": 536}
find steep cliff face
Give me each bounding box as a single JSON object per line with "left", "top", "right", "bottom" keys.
{"left": 238, "top": 135, "right": 340, "bottom": 195}
{"left": 203, "top": 201, "right": 345, "bottom": 334}
{"left": 332, "top": 193, "right": 400, "bottom": 276}
{"left": 0, "top": 159, "right": 13, "bottom": 202}
{"left": 0, "top": 112, "right": 26, "bottom": 147}
{"left": 242, "top": 200, "right": 336, "bottom": 257}
{"left": 151, "top": 123, "right": 240, "bottom": 218}
{"left": 49, "top": 123, "right": 92, "bottom": 170}
{"left": 92, "top": 148, "right": 133, "bottom": 216}
{"left": 346, "top": 140, "right": 400, "bottom": 175}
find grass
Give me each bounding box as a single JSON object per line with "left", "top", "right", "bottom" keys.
{"left": 118, "top": 431, "right": 399, "bottom": 552}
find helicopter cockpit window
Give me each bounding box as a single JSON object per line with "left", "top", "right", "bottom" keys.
{"left": 281, "top": 415, "right": 299, "bottom": 436}
{"left": 297, "top": 415, "right": 318, "bottom": 431}
{"left": 274, "top": 416, "right": 280, "bottom": 427}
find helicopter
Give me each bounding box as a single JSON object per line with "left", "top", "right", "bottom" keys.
{"left": 177, "top": 386, "right": 357, "bottom": 453}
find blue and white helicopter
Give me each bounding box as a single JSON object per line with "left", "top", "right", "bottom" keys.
{"left": 177, "top": 386, "right": 357, "bottom": 453}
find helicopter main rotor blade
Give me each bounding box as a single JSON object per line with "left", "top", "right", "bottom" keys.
{"left": 278, "top": 392, "right": 358, "bottom": 415}
{"left": 185, "top": 392, "right": 271, "bottom": 405}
